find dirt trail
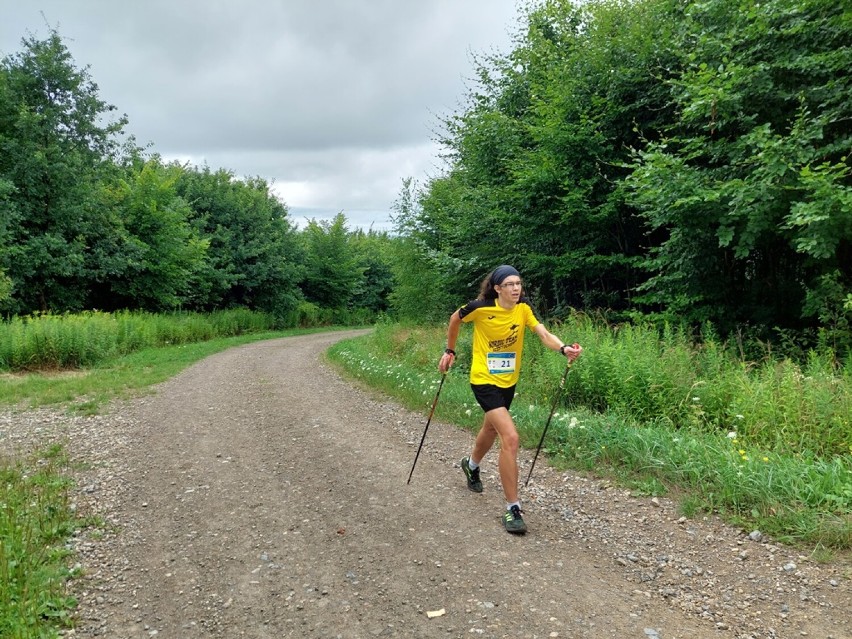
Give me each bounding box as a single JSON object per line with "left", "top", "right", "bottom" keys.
{"left": 34, "top": 331, "right": 849, "bottom": 638}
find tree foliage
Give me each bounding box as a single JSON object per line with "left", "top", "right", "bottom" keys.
{"left": 299, "top": 213, "right": 363, "bottom": 310}
{"left": 388, "top": 178, "right": 477, "bottom": 321}
{"left": 412, "top": 0, "right": 685, "bottom": 315}
{"left": 98, "top": 158, "right": 208, "bottom": 310}
{"left": 176, "top": 165, "right": 304, "bottom": 316}
{"left": 0, "top": 30, "right": 129, "bottom": 313}
{"left": 349, "top": 227, "right": 396, "bottom": 314}
{"left": 626, "top": 0, "right": 852, "bottom": 336}
{"left": 403, "top": 0, "right": 850, "bottom": 351}
{"left": 5, "top": 9, "right": 848, "bottom": 349}
{"left": 0, "top": 30, "right": 395, "bottom": 324}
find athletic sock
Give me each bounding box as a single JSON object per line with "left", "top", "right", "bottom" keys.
{"left": 507, "top": 501, "right": 521, "bottom": 511}
{"left": 467, "top": 458, "right": 479, "bottom": 470}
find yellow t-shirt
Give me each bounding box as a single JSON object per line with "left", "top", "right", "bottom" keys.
{"left": 458, "top": 298, "right": 540, "bottom": 387}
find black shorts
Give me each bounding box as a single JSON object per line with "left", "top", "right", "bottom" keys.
{"left": 471, "top": 383, "right": 516, "bottom": 413}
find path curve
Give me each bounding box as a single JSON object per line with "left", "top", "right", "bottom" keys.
{"left": 13, "top": 331, "right": 847, "bottom": 638}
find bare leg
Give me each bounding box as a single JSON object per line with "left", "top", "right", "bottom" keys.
{"left": 471, "top": 415, "right": 496, "bottom": 462}
{"left": 471, "top": 408, "right": 519, "bottom": 504}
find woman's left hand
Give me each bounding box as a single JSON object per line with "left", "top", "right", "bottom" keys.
{"left": 562, "top": 343, "right": 582, "bottom": 362}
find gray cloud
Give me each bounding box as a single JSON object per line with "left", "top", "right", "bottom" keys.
{"left": 1, "top": 1, "right": 519, "bottom": 228}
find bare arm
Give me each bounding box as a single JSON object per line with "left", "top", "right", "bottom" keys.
{"left": 438, "top": 311, "right": 462, "bottom": 373}
{"left": 533, "top": 323, "right": 582, "bottom": 362}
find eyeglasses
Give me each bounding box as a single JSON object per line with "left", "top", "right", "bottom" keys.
{"left": 500, "top": 280, "right": 523, "bottom": 289}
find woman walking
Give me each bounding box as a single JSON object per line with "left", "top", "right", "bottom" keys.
{"left": 438, "top": 265, "right": 582, "bottom": 534}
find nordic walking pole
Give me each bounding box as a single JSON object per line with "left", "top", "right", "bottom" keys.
{"left": 525, "top": 346, "right": 577, "bottom": 487}
{"left": 407, "top": 372, "right": 447, "bottom": 484}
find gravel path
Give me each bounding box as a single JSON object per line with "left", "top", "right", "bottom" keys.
{"left": 1, "top": 330, "right": 849, "bottom": 638}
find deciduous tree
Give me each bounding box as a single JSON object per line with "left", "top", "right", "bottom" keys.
{"left": 0, "top": 30, "right": 129, "bottom": 313}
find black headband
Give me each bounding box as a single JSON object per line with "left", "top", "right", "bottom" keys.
{"left": 490, "top": 265, "right": 520, "bottom": 286}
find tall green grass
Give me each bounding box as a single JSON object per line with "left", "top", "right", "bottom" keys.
{"left": 327, "top": 318, "right": 852, "bottom": 549}
{"left": 0, "top": 309, "right": 278, "bottom": 372}
{"left": 0, "top": 445, "right": 79, "bottom": 637}
{"left": 523, "top": 315, "right": 851, "bottom": 458}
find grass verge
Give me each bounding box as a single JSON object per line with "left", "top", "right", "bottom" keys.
{"left": 326, "top": 321, "right": 852, "bottom": 553}
{"left": 0, "top": 328, "right": 338, "bottom": 413}
{"left": 0, "top": 444, "right": 80, "bottom": 637}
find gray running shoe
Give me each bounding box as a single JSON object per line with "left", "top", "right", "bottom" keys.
{"left": 502, "top": 505, "right": 527, "bottom": 534}
{"left": 461, "top": 456, "right": 483, "bottom": 493}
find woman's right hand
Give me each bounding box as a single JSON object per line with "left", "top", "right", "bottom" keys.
{"left": 439, "top": 351, "right": 455, "bottom": 373}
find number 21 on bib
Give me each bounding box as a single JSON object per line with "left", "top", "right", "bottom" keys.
{"left": 487, "top": 352, "right": 516, "bottom": 374}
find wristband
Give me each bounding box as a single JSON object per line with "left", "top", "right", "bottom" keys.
{"left": 559, "top": 344, "right": 568, "bottom": 355}
{"left": 445, "top": 348, "right": 456, "bottom": 356}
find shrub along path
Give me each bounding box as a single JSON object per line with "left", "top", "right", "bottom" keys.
{"left": 6, "top": 331, "right": 849, "bottom": 637}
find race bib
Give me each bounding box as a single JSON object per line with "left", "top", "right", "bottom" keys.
{"left": 487, "top": 352, "right": 516, "bottom": 374}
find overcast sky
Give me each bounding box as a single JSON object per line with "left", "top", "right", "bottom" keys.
{"left": 1, "top": 1, "right": 522, "bottom": 230}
